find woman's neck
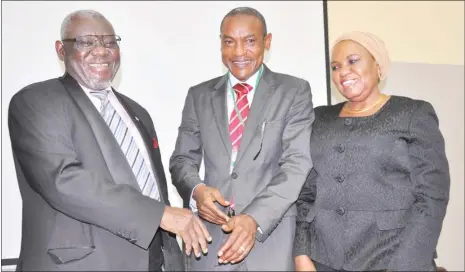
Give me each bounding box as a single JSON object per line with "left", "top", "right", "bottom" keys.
{"left": 346, "top": 89, "right": 381, "bottom": 111}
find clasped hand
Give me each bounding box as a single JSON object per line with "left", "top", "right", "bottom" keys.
{"left": 160, "top": 206, "right": 211, "bottom": 258}
{"left": 193, "top": 185, "right": 257, "bottom": 264}
{"left": 218, "top": 214, "right": 257, "bottom": 264}
{"left": 193, "top": 184, "right": 230, "bottom": 225}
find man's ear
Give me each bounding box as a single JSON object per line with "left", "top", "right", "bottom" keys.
{"left": 55, "top": 40, "right": 65, "bottom": 61}
{"left": 219, "top": 34, "right": 223, "bottom": 52}
{"left": 264, "top": 33, "right": 272, "bottom": 51}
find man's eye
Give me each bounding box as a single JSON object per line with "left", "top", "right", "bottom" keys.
{"left": 105, "top": 41, "right": 117, "bottom": 47}
{"left": 78, "top": 41, "right": 94, "bottom": 47}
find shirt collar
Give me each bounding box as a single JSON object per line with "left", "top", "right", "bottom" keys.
{"left": 79, "top": 83, "right": 113, "bottom": 96}
{"left": 228, "top": 64, "right": 263, "bottom": 89}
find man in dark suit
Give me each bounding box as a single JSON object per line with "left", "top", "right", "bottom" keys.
{"left": 170, "top": 7, "right": 314, "bottom": 270}
{"left": 8, "top": 9, "right": 210, "bottom": 271}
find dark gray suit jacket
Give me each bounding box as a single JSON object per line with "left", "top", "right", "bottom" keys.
{"left": 170, "top": 66, "right": 314, "bottom": 270}
{"left": 294, "top": 96, "right": 450, "bottom": 271}
{"left": 8, "top": 74, "right": 183, "bottom": 271}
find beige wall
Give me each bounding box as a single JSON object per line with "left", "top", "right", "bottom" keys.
{"left": 328, "top": 1, "right": 464, "bottom": 65}
{"left": 327, "top": 1, "right": 465, "bottom": 271}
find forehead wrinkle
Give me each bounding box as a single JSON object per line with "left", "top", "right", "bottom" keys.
{"left": 222, "top": 33, "right": 257, "bottom": 40}
{"left": 222, "top": 16, "right": 263, "bottom": 35}
{"left": 61, "top": 10, "right": 109, "bottom": 39}
{"left": 66, "top": 18, "right": 114, "bottom": 39}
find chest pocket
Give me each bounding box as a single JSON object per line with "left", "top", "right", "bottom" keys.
{"left": 264, "top": 119, "right": 285, "bottom": 139}
{"left": 256, "top": 120, "right": 285, "bottom": 161}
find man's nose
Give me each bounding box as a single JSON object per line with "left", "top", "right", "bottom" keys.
{"left": 234, "top": 42, "right": 247, "bottom": 57}
{"left": 90, "top": 41, "right": 108, "bottom": 56}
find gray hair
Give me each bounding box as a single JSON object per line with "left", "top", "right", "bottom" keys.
{"left": 220, "top": 7, "right": 268, "bottom": 37}
{"left": 60, "top": 9, "right": 107, "bottom": 39}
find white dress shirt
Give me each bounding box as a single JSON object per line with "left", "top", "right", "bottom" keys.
{"left": 189, "top": 66, "right": 262, "bottom": 212}
{"left": 80, "top": 84, "right": 157, "bottom": 186}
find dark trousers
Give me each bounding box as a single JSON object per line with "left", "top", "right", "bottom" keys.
{"left": 149, "top": 231, "right": 164, "bottom": 271}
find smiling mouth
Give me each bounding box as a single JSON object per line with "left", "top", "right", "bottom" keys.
{"left": 232, "top": 60, "right": 252, "bottom": 67}
{"left": 341, "top": 79, "right": 357, "bottom": 87}
{"left": 89, "top": 63, "right": 109, "bottom": 68}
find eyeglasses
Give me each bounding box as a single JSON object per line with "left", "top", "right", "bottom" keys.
{"left": 62, "top": 35, "right": 121, "bottom": 50}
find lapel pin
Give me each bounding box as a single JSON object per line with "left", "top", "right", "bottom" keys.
{"left": 152, "top": 137, "right": 159, "bottom": 149}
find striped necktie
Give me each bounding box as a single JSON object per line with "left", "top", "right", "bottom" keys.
{"left": 90, "top": 90, "right": 160, "bottom": 201}
{"left": 229, "top": 83, "right": 253, "bottom": 151}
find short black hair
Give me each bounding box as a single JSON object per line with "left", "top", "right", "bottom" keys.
{"left": 220, "top": 7, "right": 267, "bottom": 37}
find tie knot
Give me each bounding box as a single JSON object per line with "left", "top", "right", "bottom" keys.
{"left": 89, "top": 90, "right": 109, "bottom": 101}
{"left": 233, "top": 83, "right": 253, "bottom": 96}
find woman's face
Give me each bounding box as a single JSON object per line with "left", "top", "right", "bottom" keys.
{"left": 331, "top": 40, "right": 380, "bottom": 102}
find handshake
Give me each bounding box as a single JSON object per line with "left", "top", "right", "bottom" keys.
{"left": 160, "top": 184, "right": 258, "bottom": 264}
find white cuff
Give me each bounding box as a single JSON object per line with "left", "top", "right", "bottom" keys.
{"left": 189, "top": 183, "right": 205, "bottom": 213}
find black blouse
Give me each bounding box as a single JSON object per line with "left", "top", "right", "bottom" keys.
{"left": 293, "top": 96, "right": 449, "bottom": 271}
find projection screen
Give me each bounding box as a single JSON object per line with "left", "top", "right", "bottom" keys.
{"left": 1, "top": 1, "right": 329, "bottom": 262}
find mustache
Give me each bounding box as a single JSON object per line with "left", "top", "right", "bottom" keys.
{"left": 230, "top": 59, "right": 253, "bottom": 62}
{"left": 88, "top": 58, "right": 113, "bottom": 63}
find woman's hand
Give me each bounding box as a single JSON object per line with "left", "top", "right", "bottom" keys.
{"left": 295, "top": 255, "right": 317, "bottom": 271}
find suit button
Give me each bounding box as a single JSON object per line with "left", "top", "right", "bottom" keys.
{"left": 336, "top": 207, "right": 346, "bottom": 215}
{"left": 335, "top": 174, "right": 345, "bottom": 183}
{"left": 231, "top": 172, "right": 238, "bottom": 179}
{"left": 335, "top": 144, "right": 345, "bottom": 153}
{"left": 344, "top": 118, "right": 352, "bottom": 126}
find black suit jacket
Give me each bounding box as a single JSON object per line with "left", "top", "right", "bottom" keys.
{"left": 8, "top": 74, "right": 183, "bottom": 271}
{"left": 294, "top": 96, "right": 450, "bottom": 271}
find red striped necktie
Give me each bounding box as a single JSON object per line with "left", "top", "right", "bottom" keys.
{"left": 229, "top": 83, "right": 253, "bottom": 151}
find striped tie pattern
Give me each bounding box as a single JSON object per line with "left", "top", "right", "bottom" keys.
{"left": 90, "top": 91, "right": 160, "bottom": 201}
{"left": 229, "top": 83, "right": 253, "bottom": 151}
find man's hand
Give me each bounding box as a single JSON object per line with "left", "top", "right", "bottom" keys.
{"left": 193, "top": 184, "right": 230, "bottom": 225}
{"left": 160, "top": 206, "right": 211, "bottom": 257}
{"left": 217, "top": 214, "right": 257, "bottom": 264}
{"left": 295, "top": 255, "right": 317, "bottom": 271}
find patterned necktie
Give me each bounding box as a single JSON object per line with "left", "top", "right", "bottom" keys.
{"left": 229, "top": 83, "right": 253, "bottom": 151}
{"left": 90, "top": 90, "right": 160, "bottom": 201}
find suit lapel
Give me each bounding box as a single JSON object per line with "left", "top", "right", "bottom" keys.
{"left": 211, "top": 75, "right": 232, "bottom": 158}
{"left": 236, "top": 66, "right": 277, "bottom": 163}
{"left": 114, "top": 92, "right": 169, "bottom": 204}
{"left": 60, "top": 74, "right": 142, "bottom": 192}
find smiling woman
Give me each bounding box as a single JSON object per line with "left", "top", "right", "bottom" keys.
{"left": 294, "top": 31, "right": 450, "bottom": 272}
{"left": 331, "top": 31, "right": 390, "bottom": 116}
